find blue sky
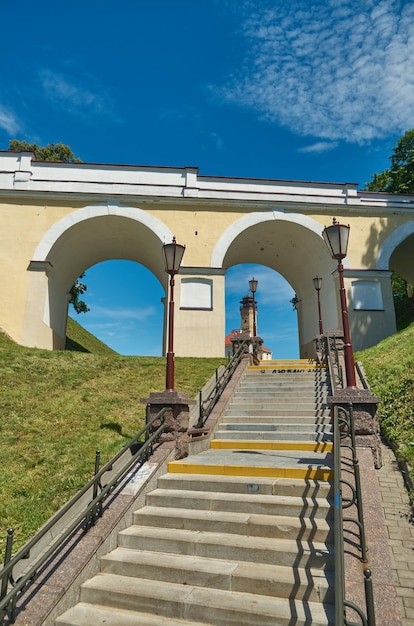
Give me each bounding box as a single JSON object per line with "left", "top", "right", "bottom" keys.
{"left": 1, "top": 1, "right": 414, "bottom": 357}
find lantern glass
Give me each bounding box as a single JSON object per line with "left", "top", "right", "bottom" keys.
{"left": 249, "top": 277, "right": 258, "bottom": 294}
{"left": 313, "top": 276, "right": 322, "bottom": 291}
{"left": 163, "top": 237, "right": 185, "bottom": 275}
{"left": 322, "top": 220, "right": 350, "bottom": 260}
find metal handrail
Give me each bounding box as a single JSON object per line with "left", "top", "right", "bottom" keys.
{"left": 355, "top": 361, "right": 370, "bottom": 390}
{"left": 0, "top": 406, "right": 170, "bottom": 625}
{"left": 326, "top": 334, "right": 344, "bottom": 391}
{"left": 195, "top": 340, "right": 249, "bottom": 429}
{"left": 333, "top": 403, "right": 376, "bottom": 625}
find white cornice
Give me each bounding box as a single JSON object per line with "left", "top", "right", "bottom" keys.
{"left": 1, "top": 151, "right": 414, "bottom": 213}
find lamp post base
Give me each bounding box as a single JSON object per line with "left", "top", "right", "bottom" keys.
{"left": 141, "top": 391, "right": 195, "bottom": 459}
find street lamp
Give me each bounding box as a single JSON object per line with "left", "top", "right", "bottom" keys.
{"left": 162, "top": 237, "right": 186, "bottom": 392}
{"left": 312, "top": 276, "right": 324, "bottom": 335}
{"left": 322, "top": 218, "right": 357, "bottom": 389}
{"left": 249, "top": 277, "right": 258, "bottom": 337}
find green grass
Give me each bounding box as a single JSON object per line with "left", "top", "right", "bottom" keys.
{"left": 66, "top": 316, "right": 118, "bottom": 354}
{"left": 0, "top": 324, "right": 226, "bottom": 557}
{"left": 356, "top": 321, "right": 414, "bottom": 483}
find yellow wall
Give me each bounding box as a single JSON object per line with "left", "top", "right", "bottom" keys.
{"left": 0, "top": 176, "right": 412, "bottom": 356}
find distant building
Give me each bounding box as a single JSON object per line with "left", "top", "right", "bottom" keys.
{"left": 225, "top": 293, "right": 273, "bottom": 359}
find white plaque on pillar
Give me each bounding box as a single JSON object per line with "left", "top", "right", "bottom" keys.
{"left": 351, "top": 280, "right": 383, "bottom": 310}
{"left": 180, "top": 278, "right": 212, "bottom": 309}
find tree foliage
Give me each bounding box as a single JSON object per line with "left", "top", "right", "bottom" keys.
{"left": 364, "top": 129, "right": 414, "bottom": 193}
{"left": 8, "top": 139, "right": 82, "bottom": 163}
{"left": 70, "top": 274, "right": 90, "bottom": 314}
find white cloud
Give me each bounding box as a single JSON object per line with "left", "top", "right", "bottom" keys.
{"left": 0, "top": 106, "right": 20, "bottom": 135}
{"left": 226, "top": 264, "right": 295, "bottom": 306}
{"left": 84, "top": 304, "right": 157, "bottom": 322}
{"left": 219, "top": 0, "right": 414, "bottom": 143}
{"left": 298, "top": 141, "right": 338, "bottom": 154}
{"left": 39, "top": 70, "right": 116, "bottom": 120}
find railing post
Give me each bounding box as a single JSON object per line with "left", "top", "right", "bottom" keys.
{"left": 86, "top": 450, "right": 101, "bottom": 530}
{"left": 1, "top": 529, "right": 13, "bottom": 601}
{"left": 198, "top": 389, "right": 203, "bottom": 428}
{"left": 364, "top": 568, "right": 376, "bottom": 626}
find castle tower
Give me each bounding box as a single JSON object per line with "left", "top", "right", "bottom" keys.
{"left": 240, "top": 294, "right": 257, "bottom": 336}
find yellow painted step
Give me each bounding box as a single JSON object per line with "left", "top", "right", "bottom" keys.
{"left": 249, "top": 363, "right": 327, "bottom": 371}
{"left": 168, "top": 461, "right": 333, "bottom": 481}
{"left": 210, "top": 440, "right": 333, "bottom": 453}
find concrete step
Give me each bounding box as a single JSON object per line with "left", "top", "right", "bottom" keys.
{"left": 228, "top": 401, "right": 330, "bottom": 410}
{"left": 74, "top": 574, "right": 335, "bottom": 626}
{"left": 170, "top": 444, "right": 334, "bottom": 480}
{"left": 145, "top": 488, "right": 333, "bottom": 519}
{"left": 237, "top": 380, "right": 329, "bottom": 388}
{"left": 214, "top": 431, "right": 333, "bottom": 442}
{"left": 244, "top": 371, "right": 329, "bottom": 378}
{"left": 56, "top": 603, "right": 216, "bottom": 626}
{"left": 221, "top": 415, "right": 332, "bottom": 425}
{"left": 232, "top": 392, "right": 329, "bottom": 399}
{"left": 133, "top": 505, "right": 333, "bottom": 542}
{"left": 101, "top": 547, "right": 335, "bottom": 603}
{"left": 224, "top": 408, "right": 330, "bottom": 417}
{"left": 239, "top": 380, "right": 329, "bottom": 387}
{"left": 118, "top": 526, "right": 334, "bottom": 570}
{"left": 219, "top": 423, "right": 332, "bottom": 433}
{"left": 156, "top": 473, "right": 334, "bottom": 498}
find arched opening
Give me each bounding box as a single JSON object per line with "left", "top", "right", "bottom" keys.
{"left": 24, "top": 204, "right": 173, "bottom": 351}
{"left": 215, "top": 211, "right": 338, "bottom": 358}
{"left": 389, "top": 233, "right": 414, "bottom": 285}
{"left": 69, "top": 260, "right": 165, "bottom": 355}
{"left": 225, "top": 263, "right": 299, "bottom": 359}
{"left": 388, "top": 233, "right": 414, "bottom": 328}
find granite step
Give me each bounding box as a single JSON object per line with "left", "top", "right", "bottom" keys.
{"left": 70, "top": 574, "right": 335, "bottom": 626}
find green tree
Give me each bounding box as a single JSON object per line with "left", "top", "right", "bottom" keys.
{"left": 69, "top": 273, "right": 90, "bottom": 314}
{"left": 8, "top": 140, "right": 88, "bottom": 313}
{"left": 8, "top": 139, "right": 81, "bottom": 163}
{"left": 364, "top": 129, "right": 414, "bottom": 193}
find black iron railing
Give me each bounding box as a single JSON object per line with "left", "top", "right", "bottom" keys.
{"left": 315, "top": 332, "right": 345, "bottom": 391}
{"left": 0, "top": 406, "right": 169, "bottom": 625}
{"left": 326, "top": 334, "right": 344, "bottom": 391}
{"left": 195, "top": 340, "right": 248, "bottom": 429}
{"left": 333, "top": 403, "right": 376, "bottom": 626}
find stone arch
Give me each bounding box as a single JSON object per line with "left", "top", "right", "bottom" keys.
{"left": 23, "top": 203, "right": 174, "bottom": 349}
{"left": 211, "top": 210, "right": 340, "bottom": 357}
{"left": 377, "top": 221, "right": 414, "bottom": 284}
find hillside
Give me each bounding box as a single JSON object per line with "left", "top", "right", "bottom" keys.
{"left": 356, "top": 321, "right": 414, "bottom": 486}
{"left": 0, "top": 329, "right": 226, "bottom": 555}
{"left": 66, "top": 315, "right": 118, "bottom": 354}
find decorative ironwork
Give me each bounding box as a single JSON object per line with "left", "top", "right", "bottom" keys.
{"left": 333, "top": 403, "right": 376, "bottom": 625}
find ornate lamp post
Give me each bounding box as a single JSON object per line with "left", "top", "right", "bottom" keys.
{"left": 162, "top": 237, "right": 185, "bottom": 392}
{"left": 313, "top": 276, "right": 324, "bottom": 335}
{"left": 322, "top": 218, "right": 357, "bottom": 389}
{"left": 249, "top": 277, "right": 258, "bottom": 337}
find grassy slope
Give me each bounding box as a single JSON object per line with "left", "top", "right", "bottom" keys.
{"left": 0, "top": 323, "right": 226, "bottom": 556}
{"left": 66, "top": 316, "right": 118, "bottom": 354}
{"left": 356, "top": 321, "right": 414, "bottom": 481}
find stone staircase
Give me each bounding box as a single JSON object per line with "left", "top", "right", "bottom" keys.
{"left": 56, "top": 360, "right": 335, "bottom": 626}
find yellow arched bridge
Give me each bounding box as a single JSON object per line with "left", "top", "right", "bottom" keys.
{"left": 0, "top": 149, "right": 413, "bottom": 357}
